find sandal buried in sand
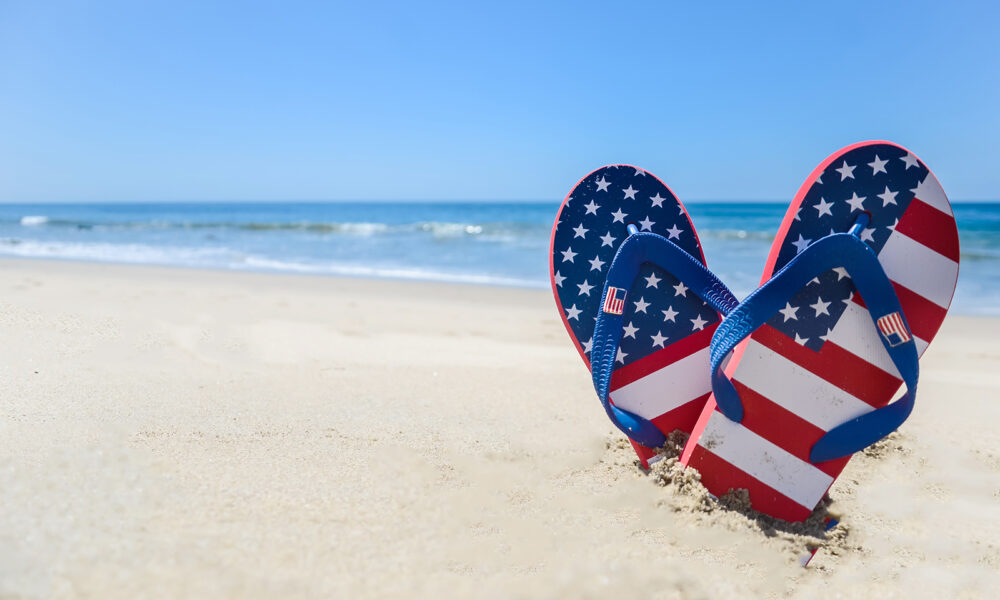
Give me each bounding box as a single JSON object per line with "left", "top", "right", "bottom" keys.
{"left": 681, "top": 141, "right": 960, "bottom": 521}
{"left": 550, "top": 166, "right": 738, "bottom": 467}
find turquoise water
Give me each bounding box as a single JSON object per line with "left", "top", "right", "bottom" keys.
{"left": 0, "top": 201, "right": 995, "bottom": 314}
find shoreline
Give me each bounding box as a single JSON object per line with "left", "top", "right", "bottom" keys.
{"left": 0, "top": 255, "right": 552, "bottom": 291}
{"left": 2, "top": 255, "right": 995, "bottom": 318}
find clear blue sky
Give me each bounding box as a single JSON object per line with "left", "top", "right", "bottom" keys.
{"left": 1, "top": 1, "right": 997, "bottom": 202}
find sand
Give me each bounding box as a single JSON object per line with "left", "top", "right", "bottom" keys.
{"left": 1, "top": 258, "right": 998, "bottom": 599}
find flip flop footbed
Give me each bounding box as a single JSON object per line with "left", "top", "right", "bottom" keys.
{"left": 683, "top": 142, "right": 959, "bottom": 521}
{"left": 551, "top": 166, "right": 722, "bottom": 454}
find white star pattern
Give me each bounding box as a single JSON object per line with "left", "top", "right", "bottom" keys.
{"left": 791, "top": 234, "right": 812, "bottom": 254}
{"left": 565, "top": 304, "right": 582, "bottom": 320}
{"left": 553, "top": 166, "right": 730, "bottom": 369}
{"left": 868, "top": 154, "right": 888, "bottom": 175}
{"left": 877, "top": 186, "right": 898, "bottom": 207}
{"left": 734, "top": 145, "right": 934, "bottom": 354}
{"left": 651, "top": 331, "right": 668, "bottom": 348}
{"left": 814, "top": 197, "right": 833, "bottom": 217}
{"left": 845, "top": 192, "right": 866, "bottom": 212}
{"left": 778, "top": 302, "right": 799, "bottom": 322}
{"left": 810, "top": 297, "right": 831, "bottom": 316}
{"left": 835, "top": 160, "right": 856, "bottom": 181}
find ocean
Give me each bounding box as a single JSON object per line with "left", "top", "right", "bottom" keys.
{"left": 0, "top": 201, "right": 996, "bottom": 314}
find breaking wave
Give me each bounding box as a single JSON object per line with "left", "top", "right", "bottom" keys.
{"left": 0, "top": 238, "right": 547, "bottom": 288}
{"left": 8, "top": 216, "right": 543, "bottom": 241}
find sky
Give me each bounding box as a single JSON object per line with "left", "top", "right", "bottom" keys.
{"left": 1, "top": 1, "right": 998, "bottom": 202}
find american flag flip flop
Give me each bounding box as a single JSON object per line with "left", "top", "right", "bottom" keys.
{"left": 681, "top": 141, "right": 960, "bottom": 521}
{"left": 550, "top": 166, "right": 737, "bottom": 467}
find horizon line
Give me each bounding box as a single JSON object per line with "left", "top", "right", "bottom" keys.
{"left": 1, "top": 198, "right": 999, "bottom": 205}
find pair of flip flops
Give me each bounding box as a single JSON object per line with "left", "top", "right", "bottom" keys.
{"left": 550, "top": 141, "right": 959, "bottom": 522}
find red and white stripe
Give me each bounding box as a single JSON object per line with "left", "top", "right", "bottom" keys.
{"left": 609, "top": 324, "right": 717, "bottom": 467}
{"left": 603, "top": 287, "right": 626, "bottom": 315}
{"left": 682, "top": 173, "right": 959, "bottom": 521}
{"left": 876, "top": 312, "right": 910, "bottom": 345}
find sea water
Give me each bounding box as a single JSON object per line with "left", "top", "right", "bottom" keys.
{"left": 0, "top": 201, "right": 996, "bottom": 314}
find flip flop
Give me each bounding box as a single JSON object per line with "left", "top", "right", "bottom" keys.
{"left": 681, "top": 141, "right": 959, "bottom": 521}
{"left": 550, "top": 166, "right": 738, "bottom": 467}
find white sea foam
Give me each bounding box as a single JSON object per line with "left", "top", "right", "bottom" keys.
{"left": 0, "top": 239, "right": 547, "bottom": 289}
{"left": 0, "top": 239, "right": 237, "bottom": 266}
{"left": 313, "top": 222, "right": 388, "bottom": 235}
{"left": 416, "top": 222, "right": 484, "bottom": 237}
{"left": 239, "top": 256, "right": 546, "bottom": 288}
{"left": 6, "top": 216, "right": 541, "bottom": 243}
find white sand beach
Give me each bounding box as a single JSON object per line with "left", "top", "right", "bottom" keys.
{"left": 1, "top": 259, "right": 998, "bottom": 598}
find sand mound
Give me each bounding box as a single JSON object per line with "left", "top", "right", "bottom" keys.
{"left": 603, "top": 431, "right": 854, "bottom": 566}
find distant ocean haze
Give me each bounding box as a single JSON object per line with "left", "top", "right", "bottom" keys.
{"left": 0, "top": 201, "right": 995, "bottom": 314}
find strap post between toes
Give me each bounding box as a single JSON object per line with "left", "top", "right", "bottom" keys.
{"left": 847, "top": 212, "right": 870, "bottom": 237}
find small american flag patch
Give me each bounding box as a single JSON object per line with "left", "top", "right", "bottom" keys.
{"left": 877, "top": 311, "right": 911, "bottom": 346}
{"left": 603, "top": 286, "right": 626, "bottom": 315}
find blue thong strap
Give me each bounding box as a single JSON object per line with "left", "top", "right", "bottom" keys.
{"left": 590, "top": 231, "right": 739, "bottom": 448}
{"left": 710, "top": 231, "right": 919, "bottom": 463}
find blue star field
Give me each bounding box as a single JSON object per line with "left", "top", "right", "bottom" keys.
{"left": 551, "top": 166, "right": 720, "bottom": 368}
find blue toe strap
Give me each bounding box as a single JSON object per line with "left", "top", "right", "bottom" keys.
{"left": 591, "top": 232, "right": 739, "bottom": 448}
{"left": 709, "top": 233, "right": 919, "bottom": 463}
